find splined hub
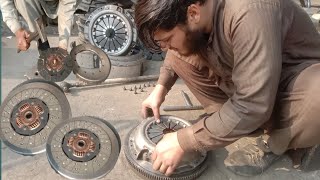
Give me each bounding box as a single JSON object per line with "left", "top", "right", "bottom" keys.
{"left": 85, "top": 5, "right": 137, "bottom": 56}
{"left": 46, "top": 54, "right": 64, "bottom": 71}
{"left": 38, "top": 47, "right": 74, "bottom": 82}
{"left": 0, "top": 79, "right": 71, "bottom": 155}
{"left": 62, "top": 129, "right": 100, "bottom": 162}
{"left": 124, "top": 115, "right": 209, "bottom": 180}
{"left": 46, "top": 116, "right": 121, "bottom": 180}
{"left": 11, "top": 98, "right": 49, "bottom": 136}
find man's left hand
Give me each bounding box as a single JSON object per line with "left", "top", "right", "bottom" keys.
{"left": 152, "top": 132, "right": 185, "bottom": 176}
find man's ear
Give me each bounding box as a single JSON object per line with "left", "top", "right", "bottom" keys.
{"left": 187, "top": 4, "right": 201, "bottom": 25}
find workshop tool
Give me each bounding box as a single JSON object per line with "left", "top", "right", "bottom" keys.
{"left": 0, "top": 79, "right": 71, "bottom": 155}
{"left": 46, "top": 116, "right": 120, "bottom": 179}
{"left": 16, "top": 31, "right": 39, "bottom": 53}
{"left": 162, "top": 91, "right": 204, "bottom": 111}
{"left": 124, "top": 115, "right": 209, "bottom": 180}
{"left": 16, "top": 17, "right": 48, "bottom": 53}
{"left": 59, "top": 75, "right": 159, "bottom": 93}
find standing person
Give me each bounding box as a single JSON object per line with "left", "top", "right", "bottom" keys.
{"left": 1, "top": 0, "right": 79, "bottom": 51}
{"left": 136, "top": 0, "right": 320, "bottom": 176}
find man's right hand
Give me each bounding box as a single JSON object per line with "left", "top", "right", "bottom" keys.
{"left": 141, "top": 84, "right": 168, "bottom": 122}
{"left": 15, "top": 28, "right": 31, "bottom": 51}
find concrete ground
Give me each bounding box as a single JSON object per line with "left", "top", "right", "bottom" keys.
{"left": 2, "top": 1, "right": 320, "bottom": 179}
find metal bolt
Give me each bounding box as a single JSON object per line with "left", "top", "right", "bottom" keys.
{"left": 144, "top": 84, "right": 147, "bottom": 88}
{"left": 141, "top": 88, "right": 144, "bottom": 92}
{"left": 134, "top": 85, "right": 137, "bottom": 90}
{"left": 148, "top": 82, "right": 151, "bottom": 87}
{"left": 130, "top": 87, "right": 133, "bottom": 91}
{"left": 139, "top": 85, "right": 142, "bottom": 89}
{"left": 123, "top": 86, "right": 127, "bottom": 91}
{"left": 134, "top": 89, "right": 138, "bottom": 94}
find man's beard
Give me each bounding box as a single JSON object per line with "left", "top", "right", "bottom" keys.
{"left": 184, "top": 27, "right": 209, "bottom": 58}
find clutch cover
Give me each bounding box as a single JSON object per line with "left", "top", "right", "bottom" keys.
{"left": 71, "top": 43, "right": 111, "bottom": 85}
{"left": 124, "top": 115, "right": 209, "bottom": 180}
{"left": 0, "top": 79, "right": 71, "bottom": 155}
{"left": 37, "top": 47, "right": 74, "bottom": 82}
{"left": 84, "top": 5, "right": 137, "bottom": 56}
{"left": 46, "top": 116, "right": 121, "bottom": 179}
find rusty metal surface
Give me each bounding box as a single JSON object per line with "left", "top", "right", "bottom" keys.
{"left": 70, "top": 43, "right": 111, "bottom": 85}
{"left": 37, "top": 48, "right": 74, "bottom": 82}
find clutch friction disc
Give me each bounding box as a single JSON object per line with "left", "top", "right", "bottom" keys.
{"left": 124, "top": 115, "right": 209, "bottom": 180}
{"left": 0, "top": 80, "right": 71, "bottom": 155}
{"left": 85, "top": 5, "right": 137, "bottom": 56}
{"left": 46, "top": 116, "right": 121, "bottom": 179}
{"left": 38, "top": 47, "right": 74, "bottom": 82}
{"left": 71, "top": 43, "right": 111, "bottom": 85}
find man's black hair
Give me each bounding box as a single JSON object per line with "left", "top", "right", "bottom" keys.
{"left": 135, "top": 0, "right": 207, "bottom": 52}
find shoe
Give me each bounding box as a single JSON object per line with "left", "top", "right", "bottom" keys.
{"left": 224, "top": 143, "right": 280, "bottom": 176}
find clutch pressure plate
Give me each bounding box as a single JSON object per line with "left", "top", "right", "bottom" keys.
{"left": 0, "top": 79, "right": 71, "bottom": 155}
{"left": 84, "top": 5, "right": 137, "bottom": 56}
{"left": 124, "top": 115, "right": 209, "bottom": 180}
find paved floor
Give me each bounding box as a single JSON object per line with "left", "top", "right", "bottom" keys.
{"left": 2, "top": 1, "right": 320, "bottom": 179}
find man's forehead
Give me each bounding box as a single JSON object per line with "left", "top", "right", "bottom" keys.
{"left": 154, "top": 28, "right": 174, "bottom": 41}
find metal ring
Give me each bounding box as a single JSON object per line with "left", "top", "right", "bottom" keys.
{"left": 71, "top": 43, "right": 111, "bottom": 84}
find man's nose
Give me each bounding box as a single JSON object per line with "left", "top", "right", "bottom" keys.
{"left": 160, "top": 42, "right": 170, "bottom": 51}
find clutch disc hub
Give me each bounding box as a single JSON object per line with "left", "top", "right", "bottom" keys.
{"left": 11, "top": 98, "right": 49, "bottom": 136}
{"left": 38, "top": 48, "right": 74, "bottom": 82}
{"left": 85, "top": 5, "right": 137, "bottom": 56}
{"left": 0, "top": 79, "right": 72, "bottom": 155}
{"left": 124, "top": 115, "right": 209, "bottom": 180}
{"left": 46, "top": 116, "right": 121, "bottom": 179}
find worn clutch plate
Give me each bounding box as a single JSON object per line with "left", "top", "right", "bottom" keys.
{"left": 84, "top": 5, "right": 137, "bottom": 56}
{"left": 46, "top": 116, "right": 121, "bottom": 179}
{"left": 0, "top": 79, "right": 72, "bottom": 155}
{"left": 38, "top": 47, "right": 74, "bottom": 82}
{"left": 124, "top": 115, "right": 209, "bottom": 180}
{"left": 71, "top": 43, "right": 111, "bottom": 85}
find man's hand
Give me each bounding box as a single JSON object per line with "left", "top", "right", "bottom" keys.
{"left": 152, "top": 132, "right": 185, "bottom": 176}
{"left": 15, "top": 28, "right": 31, "bottom": 51}
{"left": 141, "top": 84, "right": 168, "bottom": 122}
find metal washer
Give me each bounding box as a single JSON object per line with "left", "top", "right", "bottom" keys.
{"left": 0, "top": 80, "right": 72, "bottom": 155}
{"left": 38, "top": 47, "right": 74, "bottom": 82}
{"left": 85, "top": 5, "right": 137, "bottom": 56}
{"left": 46, "top": 116, "right": 121, "bottom": 180}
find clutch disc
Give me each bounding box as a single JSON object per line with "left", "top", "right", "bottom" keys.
{"left": 37, "top": 47, "right": 74, "bottom": 82}
{"left": 71, "top": 43, "right": 111, "bottom": 85}
{"left": 0, "top": 80, "right": 71, "bottom": 155}
{"left": 46, "top": 116, "right": 121, "bottom": 179}
{"left": 124, "top": 115, "right": 209, "bottom": 180}
{"left": 85, "top": 5, "right": 137, "bottom": 56}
